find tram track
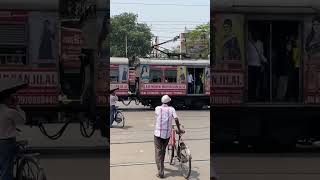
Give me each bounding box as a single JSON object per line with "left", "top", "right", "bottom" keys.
{"left": 118, "top": 108, "right": 210, "bottom": 111}
{"left": 110, "top": 159, "right": 209, "bottom": 167}
{"left": 111, "top": 137, "right": 210, "bottom": 145}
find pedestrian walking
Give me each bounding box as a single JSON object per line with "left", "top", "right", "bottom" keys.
{"left": 154, "top": 95, "right": 184, "bottom": 178}
{"left": 109, "top": 88, "right": 118, "bottom": 127}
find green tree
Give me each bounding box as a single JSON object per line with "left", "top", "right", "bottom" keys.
{"left": 110, "top": 13, "right": 153, "bottom": 57}
{"left": 185, "top": 23, "right": 210, "bottom": 59}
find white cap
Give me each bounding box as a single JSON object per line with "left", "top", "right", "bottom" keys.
{"left": 161, "top": 95, "right": 171, "bottom": 104}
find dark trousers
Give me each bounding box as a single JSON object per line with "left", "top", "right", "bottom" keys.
{"left": 248, "top": 66, "right": 262, "bottom": 101}
{"left": 188, "top": 83, "right": 193, "bottom": 94}
{"left": 110, "top": 105, "right": 116, "bottom": 126}
{"left": 287, "top": 68, "right": 299, "bottom": 101}
{"left": 154, "top": 136, "right": 170, "bottom": 175}
{"left": 0, "top": 138, "right": 16, "bottom": 180}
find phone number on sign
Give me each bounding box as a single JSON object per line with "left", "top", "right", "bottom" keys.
{"left": 17, "top": 95, "right": 58, "bottom": 105}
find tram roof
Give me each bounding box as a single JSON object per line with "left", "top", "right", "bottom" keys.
{"left": 110, "top": 57, "right": 129, "bottom": 65}
{"left": 110, "top": 57, "right": 210, "bottom": 66}
{"left": 139, "top": 58, "right": 210, "bottom": 66}
{"left": 213, "top": 0, "right": 320, "bottom": 14}
{"left": 0, "top": 0, "right": 107, "bottom": 11}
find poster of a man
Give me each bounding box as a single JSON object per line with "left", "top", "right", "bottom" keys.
{"left": 306, "top": 16, "right": 320, "bottom": 61}
{"left": 119, "top": 65, "right": 128, "bottom": 82}
{"left": 221, "top": 19, "right": 241, "bottom": 61}
{"left": 38, "top": 20, "right": 55, "bottom": 60}
{"left": 177, "top": 66, "right": 186, "bottom": 83}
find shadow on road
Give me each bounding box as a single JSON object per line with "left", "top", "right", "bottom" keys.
{"left": 164, "top": 166, "right": 200, "bottom": 180}
{"left": 112, "top": 125, "right": 133, "bottom": 130}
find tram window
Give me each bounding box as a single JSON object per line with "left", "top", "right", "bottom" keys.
{"left": 110, "top": 69, "right": 119, "bottom": 82}
{"left": 164, "top": 70, "right": 177, "bottom": 83}
{"left": 150, "top": 69, "right": 162, "bottom": 83}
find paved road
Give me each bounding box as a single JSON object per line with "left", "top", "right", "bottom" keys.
{"left": 213, "top": 153, "right": 320, "bottom": 180}
{"left": 110, "top": 109, "right": 210, "bottom": 180}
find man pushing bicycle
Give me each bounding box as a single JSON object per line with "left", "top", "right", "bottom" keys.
{"left": 154, "top": 95, "right": 184, "bottom": 178}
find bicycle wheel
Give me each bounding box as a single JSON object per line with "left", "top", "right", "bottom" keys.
{"left": 80, "top": 117, "right": 95, "bottom": 138}
{"left": 115, "top": 111, "right": 125, "bottom": 128}
{"left": 17, "top": 157, "right": 42, "bottom": 180}
{"left": 167, "top": 144, "right": 175, "bottom": 165}
{"left": 179, "top": 143, "right": 192, "bottom": 179}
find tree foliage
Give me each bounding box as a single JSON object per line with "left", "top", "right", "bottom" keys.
{"left": 185, "top": 23, "right": 210, "bottom": 59}
{"left": 110, "top": 13, "right": 153, "bottom": 57}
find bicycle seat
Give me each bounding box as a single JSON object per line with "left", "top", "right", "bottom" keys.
{"left": 17, "top": 140, "right": 28, "bottom": 146}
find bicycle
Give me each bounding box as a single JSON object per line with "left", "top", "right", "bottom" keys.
{"left": 167, "top": 125, "right": 192, "bottom": 179}
{"left": 14, "top": 140, "right": 47, "bottom": 180}
{"left": 112, "top": 106, "right": 125, "bottom": 128}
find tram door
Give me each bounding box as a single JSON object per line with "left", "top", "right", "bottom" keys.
{"left": 187, "top": 68, "right": 205, "bottom": 94}
{"left": 247, "top": 20, "right": 301, "bottom": 102}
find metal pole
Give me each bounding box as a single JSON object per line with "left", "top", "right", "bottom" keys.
{"left": 125, "top": 35, "right": 128, "bottom": 58}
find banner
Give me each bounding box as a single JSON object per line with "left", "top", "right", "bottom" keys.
{"left": 212, "top": 13, "right": 245, "bottom": 105}
{"left": 61, "top": 26, "right": 82, "bottom": 68}
{"left": 119, "top": 65, "right": 128, "bottom": 82}
{"left": 177, "top": 66, "right": 186, "bottom": 83}
{"left": 140, "top": 65, "right": 150, "bottom": 82}
{"left": 0, "top": 68, "right": 58, "bottom": 87}
{"left": 143, "top": 84, "right": 186, "bottom": 90}
{"left": 304, "top": 16, "right": 320, "bottom": 104}
{"left": 214, "top": 14, "right": 244, "bottom": 66}
{"left": 29, "top": 12, "right": 59, "bottom": 65}
{"left": 110, "top": 83, "right": 128, "bottom": 96}
{"left": 0, "top": 68, "right": 59, "bottom": 105}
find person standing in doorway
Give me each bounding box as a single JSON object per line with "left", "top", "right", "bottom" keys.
{"left": 277, "top": 37, "right": 293, "bottom": 101}
{"left": 188, "top": 72, "right": 194, "bottom": 94}
{"left": 247, "top": 31, "right": 267, "bottom": 101}
{"left": 0, "top": 92, "right": 26, "bottom": 180}
{"left": 154, "top": 95, "right": 184, "bottom": 178}
{"left": 288, "top": 36, "right": 300, "bottom": 101}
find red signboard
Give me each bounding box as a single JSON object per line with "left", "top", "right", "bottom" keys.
{"left": 0, "top": 68, "right": 59, "bottom": 106}
{"left": 129, "top": 69, "right": 135, "bottom": 82}
{"left": 211, "top": 68, "right": 244, "bottom": 104}
{"left": 61, "top": 27, "right": 82, "bottom": 68}
{"left": 110, "top": 83, "right": 129, "bottom": 96}
{"left": 0, "top": 11, "right": 27, "bottom": 22}
{"left": 140, "top": 83, "right": 186, "bottom": 96}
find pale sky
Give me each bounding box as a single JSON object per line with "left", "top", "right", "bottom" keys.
{"left": 110, "top": 0, "right": 210, "bottom": 49}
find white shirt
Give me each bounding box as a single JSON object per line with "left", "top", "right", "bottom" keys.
{"left": 247, "top": 40, "right": 267, "bottom": 66}
{"left": 188, "top": 74, "right": 193, "bottom": 83}
{"left": 0, "top": 104, "right": 26, "bottom": 139}
{"left": 154, "top": 104, "right": 178, "bottom": 139}
{"left": 110, "top": 95, "right": 118, "bottom": 106}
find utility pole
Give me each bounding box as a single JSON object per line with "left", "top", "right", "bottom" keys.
{"left": 125, "top": 35, "right": 128, "bottom": 58}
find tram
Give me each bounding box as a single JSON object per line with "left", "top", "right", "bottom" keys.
{"left": 0, "top": 0, "right": 109, "bottom": 138}
{"left": 212, "top": 0, "right": 320, "bottom": 148}
{"left": 110, "top": 57, "right": 210, "bottom": 108}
